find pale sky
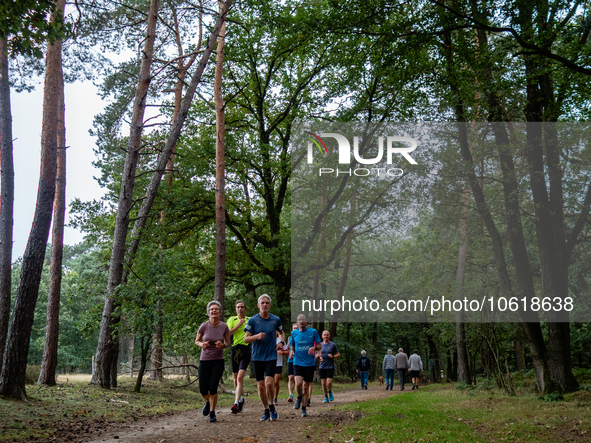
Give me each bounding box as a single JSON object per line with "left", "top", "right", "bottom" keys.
{"left": 10, "top": 80, "right": 105, "bottom": 260}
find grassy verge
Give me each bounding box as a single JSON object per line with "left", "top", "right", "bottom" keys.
{"left": 312, "top": 384, "right": 591, "bottom": 443}
{"left": 0, "top": 374, "right": 241, "bottom": 441}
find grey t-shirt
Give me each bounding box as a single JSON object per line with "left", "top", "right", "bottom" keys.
{"left": 319, "top": 341, "right": 339, "bottom": 369}
{"left": 197, "top": 321, "right": 229, "bottom": 361}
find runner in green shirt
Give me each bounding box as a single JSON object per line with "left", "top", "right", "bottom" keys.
{"left": 227, "top": 300, "right": 251, "bottom": 413}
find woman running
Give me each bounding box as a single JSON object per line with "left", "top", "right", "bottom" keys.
{"left": 195, "top": 301, "right": 230, "bottom": 423}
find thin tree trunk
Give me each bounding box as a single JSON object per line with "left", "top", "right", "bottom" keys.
{"left": 0, "top": 0, "right": 64, "bottom": 399}
{"left": 38, "top": 69, "right": 66, "bottom": 386}
{"left": 93, "top": 0, "right": 161, "bottom": 388}
{"left": 214, "top": 0, "right": 226, "bottom": 314}
{"left": 0, "top": 37, "right": 14, "bottom": 375}
{"left": 150, "top": 300, "right": 163, "bottom": 381}
{"left": 455, "top": 187, "right": 471, "bottom": 383}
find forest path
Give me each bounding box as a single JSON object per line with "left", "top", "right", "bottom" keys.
{"left": 84, "top": 383, "right": 405, "bottom": 443}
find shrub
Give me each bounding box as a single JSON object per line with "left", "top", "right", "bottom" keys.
{"left": 25, "top": 365, "right": 41, "bottom": 385}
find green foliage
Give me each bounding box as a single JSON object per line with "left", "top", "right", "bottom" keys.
{"left": 0, "top": 0, "right": 70, "bottom": 57}
{"left": 539, "top": 392, "right": 565, "bottom": 402}
{"left": 25, "top": 365, "right": 41, "bottom": 385}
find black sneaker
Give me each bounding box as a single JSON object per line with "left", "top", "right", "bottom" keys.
{"left": 301, "top": 407, "right": 308, "bottom": 417}
{"left": 365, "top": 385, "right": 368, "bottom": 390}
{"left": 294, "top": 395, "right": 302, "bottom": 409}
{"left": 306, "top": 398, "right": 311, "bottom": 407}
{"left": 202, "top": 401, "right": 210, "bottom": 416}
{"left": 209, "top": 411, "right": 217, "bottom": 423}
{"left": 231, "top": 403, "right": 239, "bottom": 414}
{"left": 238, "top": 398, "right": 245, "bottom": 412}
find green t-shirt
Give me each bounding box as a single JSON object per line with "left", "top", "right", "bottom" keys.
{"left": 227, "top": 315, "right": 250, "bottom": 346}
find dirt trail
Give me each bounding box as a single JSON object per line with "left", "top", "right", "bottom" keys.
{"left": 80, "top": 384, "right": 404, "bottom": 443}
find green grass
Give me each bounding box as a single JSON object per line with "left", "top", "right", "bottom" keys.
{"left": 314, "top": 384, "right": 591, "bottom": 443}
{"left": 0, "top": 374, "right": 247, "bottom": 441}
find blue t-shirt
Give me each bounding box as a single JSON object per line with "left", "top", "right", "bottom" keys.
{"left": 244, "top": 313, "right": 283, "bottom": 362}
{"left": 319, "top": 341, "right": 339, "bottom": 369}
{"left": 291, "top": 327, "right": 321, "bottom": 367}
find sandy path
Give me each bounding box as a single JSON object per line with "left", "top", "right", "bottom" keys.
{"left": 82, "top": 384, "right": 404, "bottom": 443}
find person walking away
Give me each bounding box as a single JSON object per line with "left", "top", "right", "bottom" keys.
{"left": 273, "top": 331, "right": 288, "bottom": 405}
{"left": 244, "top": 294, "right": 285, "bottom": 421}
{"left": 408, "top": 349, "right": 423, "bottom": 390}
{"left": 287, "top": 323, "right": 297, "bottom": 402}
{"left": 382, "top": 349, "right": 396, "bottom": 391}
{"left": 356, "top": 350, "right": 371, "bottom": 389}
{"left": 289, "top": 314, "right": 321, "bottom": 417}
{"left": 319, "top": 330, "right": 340, "bottom": 402}
{"left": 227, "top": 300, "right": 250, "bottom": 413}
{"left": 395, "top": 348, "right": 409, "bottom": 391}
{"left": 195, "top": 301, "right": 230, "bottom": 423}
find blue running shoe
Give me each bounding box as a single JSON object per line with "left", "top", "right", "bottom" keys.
{"left": 209, "top": 412, "right": 217, "bottom": 423}
{"left": 270, "top": 408, "right": 278, "bottom": 421}
{"left": 323, "top": 397, "right": 329, "bottom": 403}
{"left": 260, "top": 409, "right": 270, "bottom": 421}
{"left": 328, "top": 391, "right": 334, "bottom": 402}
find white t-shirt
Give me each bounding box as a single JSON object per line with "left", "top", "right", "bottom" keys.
{"left": 276, "top": 337, "right": 288, "bottom": 366}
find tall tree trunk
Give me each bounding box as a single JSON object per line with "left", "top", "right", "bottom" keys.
{"left": 455, "top": 187, "right": 471, "bottom": 383}
{"left": 93, "top": 0, "right": 160, "bottom": 388}
{"left": 328, "top": 180, "right": 358, "bottom": 338}
{"left": 148, "top": 9, "right": 202, "bottom": 381}
{"left": 118, "top": 0, "right": 232, "bottom": 292}
{"left": 0, "top": 37, "right": 14, "bottom": 375}
{"left": 0, "top": 0, "right": 64, "bottom": 399}
{"left": 214, "top": 0, "right": 226, "bottom": 313}
{"left": 38, "top": 70, "right": 66, "bottom": 386}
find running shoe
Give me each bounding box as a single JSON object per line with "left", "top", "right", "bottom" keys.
{"left": 301, "top": 407, "right": 308, "bottom": 417}
{"left": 287, "top": 394, "right": 294, "bottom": 403}
{"left": 209, "top": 412, "right": 217, "bottom": 423}
{"left": 270, "top": 408, "right": 278, "bottom": 421}
{"left": 294, "top": 395, "right": 302, "bottom": 409}
{"left": 307, "top": 398, "right": 311, "bottom": 407}
{"left": 365, "top": 385, "right": 368, "bottom": 390}
{"left": 328, "top": 391, "right": 334, "bottom": 401}
{"left": 238, "top": 398, "right": 245, "bottom": 412}
{"left": 260, "top": 409, "right": 270, "bottom": 421}
{"left": 202, "top": 401, "right": 210, "bottom": 416}
{"left": 273, "top": 398, "right": 278, "bottom": 406}
{"left": 323, "top": 397, "right": 329, "bottom": 403}
{"left": 231, "top": 403, "right": 239, "bottom": 414}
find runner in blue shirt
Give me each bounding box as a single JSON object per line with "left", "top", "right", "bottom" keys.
{"left": 319, "top": 330, "right": 340, "bottom": 403}
{"left": 244, "top": 294, "right": 285, "bottom": 421}
{"left": 289, "top": 314, "right": 321, "bottom": 418}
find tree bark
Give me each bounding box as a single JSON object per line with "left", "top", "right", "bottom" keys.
{"left": 38, "top": 67, "right": 66, "bottom": 386}
{"left": 455, "top": 187, "right": 471, "bottom": 383}
{"left": 0, "top": 37, "right": 14, "bottom": 375}
{"left": 214, "top": 0, "right": 226, "bottom": 314}
{"left": 93, "top": 0, "right": 161, "bottom": 388}
{"left": 0, "top": 0, "right": 64, "bottom": 399}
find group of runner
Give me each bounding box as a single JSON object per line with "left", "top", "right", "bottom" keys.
{"left": 195, "top": 295, "right": 340, "bottom": 423}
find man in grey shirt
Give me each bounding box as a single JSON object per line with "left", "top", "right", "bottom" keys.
{"left": 408, "top": 349, "right": 423, "bottom": 390}
{"left": 395, "top": 348, "right": 409, "bottom": 391}
{"left": 382, "top": 349, "right": 396, "bottom": 390}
